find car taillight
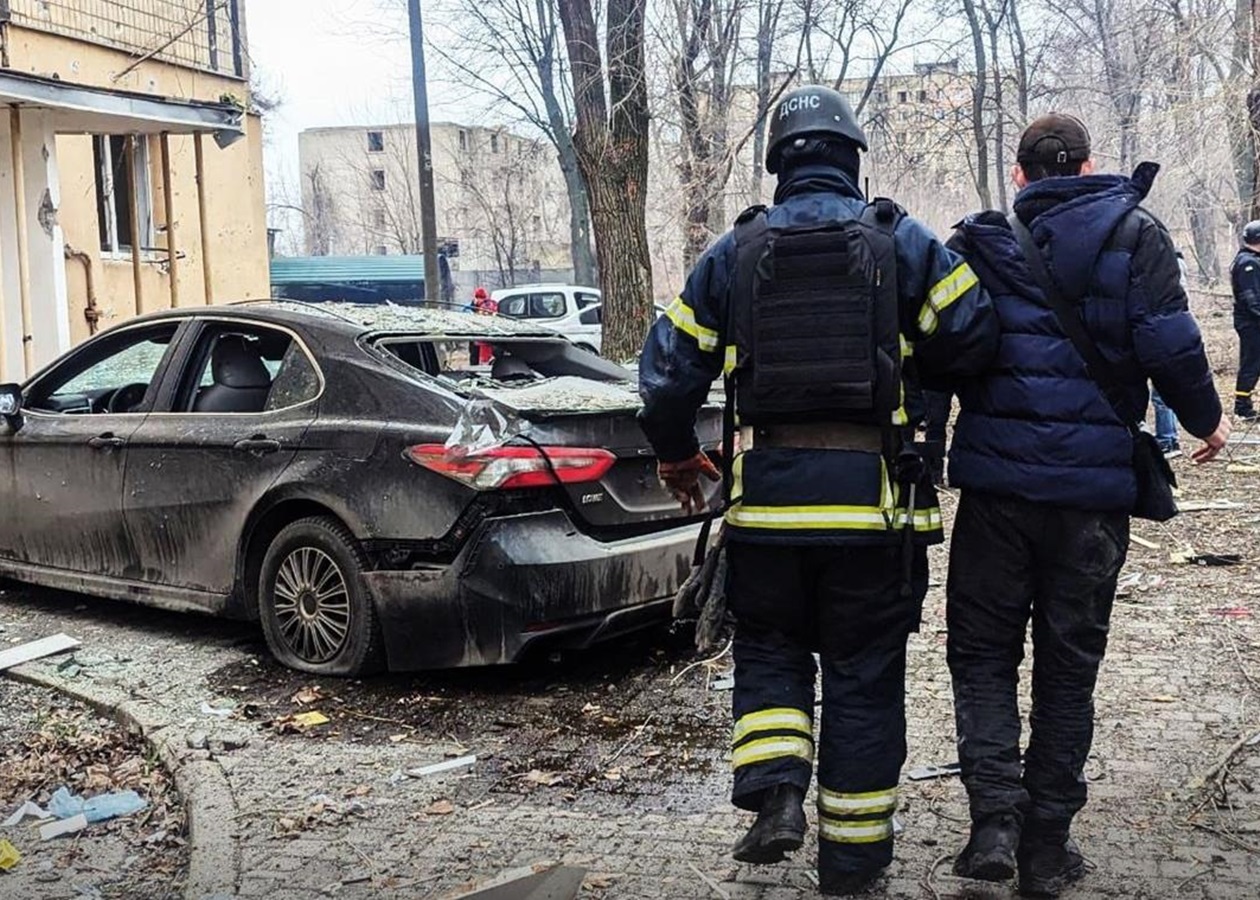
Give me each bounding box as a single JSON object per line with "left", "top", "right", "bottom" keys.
{"left": 406, "top": 444, "right": 616, "bottom": 490}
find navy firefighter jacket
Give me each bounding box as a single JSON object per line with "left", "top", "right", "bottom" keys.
{"left": 637, "top": 164, "right": 999, "bottom": 545}
{"left": 947, "top": 163, "right": 1222, "bottom": 512}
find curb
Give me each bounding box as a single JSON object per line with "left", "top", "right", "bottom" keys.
{"left": 6, "top": 665, "right": 241, "bottom": 900}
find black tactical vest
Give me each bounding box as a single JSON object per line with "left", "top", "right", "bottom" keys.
{"left": 728, "top": 200, "right": 903, "bottom": 427}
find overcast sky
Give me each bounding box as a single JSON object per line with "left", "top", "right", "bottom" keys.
{"left": 247, "top": 0, "right": 474, "bottom": 230}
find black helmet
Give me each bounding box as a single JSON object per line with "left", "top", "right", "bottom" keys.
{"left": 1244, "top": 221, "right": 1260, "bottom": 245}
{"left": 766, "top": 86, "right": 868, "bottom": 174}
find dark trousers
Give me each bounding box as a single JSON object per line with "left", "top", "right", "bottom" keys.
{"left": 1237, "top": 323, "right": 1260, "bottom": 400}
{"left": 946, "top": 492, "right": 1128, "bottom": 832}
{"left": 728, "top": 542, "right": 927, "bottom": 876}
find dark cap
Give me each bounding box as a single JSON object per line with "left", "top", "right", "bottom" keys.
{"left": 1017, "top": 113, "right": 1091, "bottom": 166}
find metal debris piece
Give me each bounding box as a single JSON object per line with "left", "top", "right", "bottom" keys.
{"left": 39, "top": 814, "right": 88, "bottom": 841}
{"left": 0, "top": 633, "right": 80, "bottom": 671}
{"left": 442, "top": 863, "right": 586, "bottom": 899}
{"left": 907, "top": 762, "right": 962, "bottom": 781}
{"left": 406, "top": 754, "right": 477, "bottom": 778}
{"left": 709, "top": 676, "right": 735, "bottom": 691}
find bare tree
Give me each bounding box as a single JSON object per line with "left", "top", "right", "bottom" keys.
{"left": 671, "top": 0, "right": 745, "bottom": 268}
{"left": 557, "top": 0, "right": 654, "bottom": 361}
{"left": 961, "top": 0, "right": 994, "bottom": 207}
{"left": 386, "top": 0, "right": 597, "bottom": 284}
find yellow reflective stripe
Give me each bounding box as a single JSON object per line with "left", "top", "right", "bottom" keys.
{"left": 731, "top": 736, "right": 814, "bottom": 770}
{"left": 893, "top": 506, "right": 943, "bottom": 532}
{"left": 727, "top": 503, "right": 941, "bottom": 532}
{"left": 818, "top": 787, "right": 897, "bottom": 817}
{"left": 879, "top": 458, "right": 893, "bottom": 510}
{"left": 733, "top": 707, "right": 813, "bottom": 745}
{"left": 819, "top": 817, "right": 894, "bottom": 844}
{"left": 665, "top": 296, "right": 720, "bottom": 352}
{"left": 899, "top": 333, "right": 914, "bottom": 357}
{"left": 723, "top": 345, "right": 737, "bottom": 375}
{"left": 918, "top": 263, "right": 978, "bottom": 335}
{"left": 727, "top": 505, "right": 891, "bottom": 530}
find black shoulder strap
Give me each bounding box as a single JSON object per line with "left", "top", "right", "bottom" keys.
{"left": 1007, "top": 212, "right": 1142, "bottom": 436}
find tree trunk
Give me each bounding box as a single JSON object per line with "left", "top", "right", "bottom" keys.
{"left": 1229, "top": 0, "right": 1255, "bottom": 218}
{"left": 962, "top": 0, "right": 993, "bottom": 208}
{"left": 984, "top": 1, "right": 1007, "bottom": 212}
{"left": 558, "top": 0, "right": 653, "bottom": 362}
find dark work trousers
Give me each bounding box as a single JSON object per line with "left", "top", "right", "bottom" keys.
{"left": 946, "top": 491, "right": 1128, "bottom": 833}
{"left": 1236, "top": 321, "right": 1260, "bottom": 400}
{"left": 728, "top": 542, "right": 928, "bottom": 877}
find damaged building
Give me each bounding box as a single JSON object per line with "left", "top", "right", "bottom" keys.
{"left": 0, "top": 0, "right": 269, "bottom": 384}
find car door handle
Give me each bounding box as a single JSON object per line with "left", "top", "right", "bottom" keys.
{"left": 233, "top": 436, "right": 282, "bottom": 455}
{"left": 87, "top": 433, "right": 126, "bottom": 450}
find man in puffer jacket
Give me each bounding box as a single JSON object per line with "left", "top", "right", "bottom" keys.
{"left": 944, "top": 113, "right": 1229, "bottom": 897}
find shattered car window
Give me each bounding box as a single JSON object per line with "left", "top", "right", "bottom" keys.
{"left": 265, "top": 343, "right": 322, "bottom": 411}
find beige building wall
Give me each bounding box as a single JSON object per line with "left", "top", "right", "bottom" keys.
{"left": 0, "top": 1, "right": 268, "bottom": 379}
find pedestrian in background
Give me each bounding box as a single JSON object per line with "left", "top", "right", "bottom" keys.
{"left": 944, "top": 114, "right": 1228, "bottom": 897}
{"left": 638, "top": 86, "right": 997, "bottom": 895}
{"left": 1231, "top": 222, "right": 1260, "bottom": 421}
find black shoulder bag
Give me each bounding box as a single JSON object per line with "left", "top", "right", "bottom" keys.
{"left": 1007, "top": 212, "right": 1178, "bottom": 521}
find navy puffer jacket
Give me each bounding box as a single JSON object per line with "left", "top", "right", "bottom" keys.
{"left": 947, "top": 163, "right": 1221, "bottom": 512}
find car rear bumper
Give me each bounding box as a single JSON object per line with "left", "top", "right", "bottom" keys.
{"left": 362, "top": 510, "right": 698, "bottom": 670}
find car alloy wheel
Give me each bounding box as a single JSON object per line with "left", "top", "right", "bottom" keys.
{"left": 258, "top": 515, "right": 385, "bottom": 676}
{"left": 273, "top": 546, "right": 351, "bottom": 664}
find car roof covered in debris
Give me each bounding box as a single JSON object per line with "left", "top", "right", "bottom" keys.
{"left": 125, "top": 299, "right": 565, "bottom": 340}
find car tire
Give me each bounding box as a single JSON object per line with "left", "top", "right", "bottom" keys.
{"left": 258, "top": 516, "right": 385, "bottom": 676}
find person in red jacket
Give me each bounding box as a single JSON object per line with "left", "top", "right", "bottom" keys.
{"left": 469, "top": 287, "right": 497, "bottom": 365}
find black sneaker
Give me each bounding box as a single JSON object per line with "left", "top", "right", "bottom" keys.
{"left": 954, "top": 814, "right": 1019, "bottom": 881}
{"left": 1236, "top": 402, "right": 1259, "bottom": 422}
{"left": 819, "top": 868, "right": 883, "bottom": 896}
{"left": 1018, "top": 833, "right": 1086, "bottom": 897}
{"left": 731, "top": 783, "right": 806, "bottom": 864}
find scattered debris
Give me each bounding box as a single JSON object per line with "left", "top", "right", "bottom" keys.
{"left": 39, "top": 814, "right": 88, "bottom": 841}
{"left": 1211, "top": 607, "right": 1253, "bottom": 619}
{"left": 524, "top": 770, "right": 564, "bottom": 787}
{"left": 186, "top": 731, "right": 208, "bottom": 751}
{"left": 0, "top": 839, "right": 20, "bottom": 871}
{"left": 687, "top": 861, "right": 731, "bottom": 900}
{"left": 269, "top": 710, "right": 332, "bottom": 733}
{"left": 2, "top": 800, "right": 52, "bottom": 826}
{"left": 1130, "top": 534, "right": 1161, "bottom": 550}
{"left": 406, "top": 754, "right": 477, "bottom": 778}
{"left": 424, "top": 800, "right": 455, "bottom": 816}
{"left": 907, "top": 761, "right": 962, "bottom": 781}
{"left": 1170, "top": 550, "right": 1242, "bottom": 566}
{"left": 208, "top": 733, "right": 250, "bottom": 754}
{"left": 0, "top": 633, "right": 80, "bottom": 671}
{"left": 1178, "top": 499, "right": 1245, "bottom": 512}
{"left": 48, "top": 786, "right": 146, "bottom": 824}
{"left": 199, "top": 699, "right": 237, "bottom": 718}
{"left": 1227, "top": 464, "right": 1260, "bottom": 474}
{"left": 290, "top": 685, "right": 325, "bottom": 705}
{"left": 709, "top": 675, "right": 735, "bottom": 691}
{"left": 441, "top": 863, "right": 586, "bottom": 899}
{"left": 1144, "top": 695, "right": 1178, "bottom": 703}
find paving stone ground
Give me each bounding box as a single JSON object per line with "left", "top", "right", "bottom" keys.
{"left": 5, "top": 447, "right": 1260, "bottom": 900}
{"left": 4, "top": 312, "right": 1260, "bottom": 898}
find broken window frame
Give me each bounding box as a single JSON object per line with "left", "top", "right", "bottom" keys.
{"left": 367, "top": 130, "right": 385, "bottom": 153}
{"left": 94, "top": 134, "right": 155, "bottom": 259}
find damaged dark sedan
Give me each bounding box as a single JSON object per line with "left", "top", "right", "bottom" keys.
{"left": 0, "top": 302, "right": 720, "bottom": 675}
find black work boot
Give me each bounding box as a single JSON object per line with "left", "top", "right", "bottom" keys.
{"left": 1236, "top": 397, "right": 1258, "bottom": 421}
{"left": 954, "top": 813, "right": 1019, "bottom": 881}
{"left": 731, "top": 783, "right": 806, "bottom": 864}
{"left": 1018, "top": 831, "right": 1086, "bottom": 897}
{"left": 819, "top": 868, "right": 883, "bottom": 896}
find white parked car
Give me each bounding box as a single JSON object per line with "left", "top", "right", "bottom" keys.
{"left": 491, "top": 284, "right": 604, "bottom": 354}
